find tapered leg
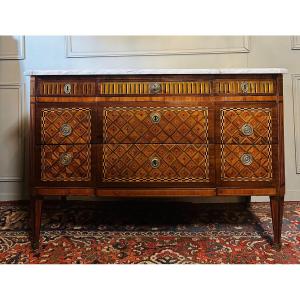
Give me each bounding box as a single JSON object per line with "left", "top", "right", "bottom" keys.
{"left": 31, "top": 197, "right": 43, "bottom": 249}
{"left": 270, "top": 196, "right": 284, "bottom": 249}
{"left": 243, "top": 196, "right": 251, "bottom": 208}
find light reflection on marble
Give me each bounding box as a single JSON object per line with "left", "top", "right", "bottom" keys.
{"left": 25, "top": 68, "right": 288, "bottom": 76}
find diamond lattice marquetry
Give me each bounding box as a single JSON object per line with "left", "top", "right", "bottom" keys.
{"left": 221, "top": 144, "right": 272, "bottom": 182}
{"left": 41, "top": 108, "right": 91, "bottom": 144}
{"left": 221, "top": 108, "right": 272, "bottom": 144}
{"left": 41, "top": 144, "right": 91, "bottom": 182}
{"left": 104, "top": 107, "right": 208, "bottom": 144}
{"left": 103, "top": 144, "right": 209, "bottom": 182}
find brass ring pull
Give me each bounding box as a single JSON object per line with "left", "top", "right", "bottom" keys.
{"left": 241, "top": 153, "right": 253, "bottom": 166}
{"left": 240, "top": 81, "right": 249, "bottom": 93}
{"left": 60, "top": 124, "right": 72, "bottom": 136}
{"left": 241, "top": 123, "right": 253, "bottom": 136}
{"left": 59, "top": 153, "right": 73, "bottom": 166}
{"left": 150, "top": 112, "right": 161, "bottom": 124}
{"left": 64, "top": 83, "right": 72, "bottom": 94}
{"left": 149, "top": 82, "right": 161, "bottom": 94}
{"left": 150, "top": 157, "right": 160, "bottom": 168}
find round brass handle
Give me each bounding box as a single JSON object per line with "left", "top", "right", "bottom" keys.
{"left": 60, "top": 123, "right": 72, "bottom": 137}
{"left": 59, "top": 153, "right": 73, "bottom": 166}
{"left": 149, "top": 82, "right": 161, "bottom": 94}
{"left": 64, "top": 83, "right": 72, "bottom": 94}
{"left": 150, "top": 157, "right": 160, "bottom": 168}
{"left": 241, "top": 123, "right": 253, "bottom": 136}
{"left": 241, "top": 153, "right": 253, "bottom": 166}
{"left": 240, "top": 81, "right": 249, "bottom": 93}
{"left": 150, "top": 112, "right": 161, "bottom": 124}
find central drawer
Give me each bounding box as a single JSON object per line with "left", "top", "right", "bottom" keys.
{"left": 103, "top": 106, "right": 209, "bottom": 144}
{"left": 102, "top": 144, "right": 209, "bottom": 183}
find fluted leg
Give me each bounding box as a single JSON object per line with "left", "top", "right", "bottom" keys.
{"left": 270, "top": 196, "right": 284, "bottom": 250}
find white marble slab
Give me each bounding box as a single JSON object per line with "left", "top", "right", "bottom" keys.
{"left": 25, "top": 68, "right": 288, "bottom": 76}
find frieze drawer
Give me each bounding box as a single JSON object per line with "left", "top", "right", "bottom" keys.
{"left": 37, "top": 80, "right": 96, "bottom": 96}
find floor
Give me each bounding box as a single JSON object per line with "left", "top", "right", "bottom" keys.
{"left": 0, "top": 200, "right": 299, "bottom": 263}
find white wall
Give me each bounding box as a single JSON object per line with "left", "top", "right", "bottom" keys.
{"left": 0, "top": 36, "right": 299, "bottom": 201}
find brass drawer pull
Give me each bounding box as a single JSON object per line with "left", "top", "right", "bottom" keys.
{"left": 150, "top": 112, "right": 161, "bottom": 124}
{"left": 241, "top": 123, "right": 253, "bottom": 136}
{"left": 60, "top": 124, "right": 72, "bottom": 137}
{"left": 64, "top": 83, "right": 72, "bottom": 94}
{"left": 149, "top": 82, "right": 161, "bottom": 94}
{"left": 150, "top": 157, "right": 160, "bottom": 168}
{"left": 240, "top": 81, "right": 249, "bottom": 93}
{"left": 241, "top": 153, "right": 253, "bottom": 166}
{"left": 59, "top": 153, "right": 73, "bottom": 166}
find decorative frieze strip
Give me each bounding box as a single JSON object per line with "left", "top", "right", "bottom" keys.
{"left": 38, "top": 81, "right": 96, "bottom": 96}
{"left": 98, "top": 81, "right": 212, "bottom": 95}
{"left": 215, "top": 80, "right": 275, "bottom": 94}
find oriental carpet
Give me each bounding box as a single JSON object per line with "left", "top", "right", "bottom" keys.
{"left": 0, "top": 200, "right": 299, "bottom": 264}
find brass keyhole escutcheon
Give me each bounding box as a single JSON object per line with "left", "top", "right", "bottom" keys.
{"left": 241, "top": 153, "right": 253, "bottom": 166}
{"left": 150, "top": 157, "right": 160, "bottom": 169}
{"left": 150, "top": 112, "right": 161, "bottom": 124}
{"left": 59, "top": 153, "right": 73, "bottom": 166}
{"left": 241, "top": 123, "right": 253, "bottom": 136}
{"left": 64, "top": 83, "right": 72, "bottom": 94}
{"left": 149, "top": 82, "right": 161, "bottom": 94}
{"left": 60, "top": 124, "right": 72, "bottom": 137}
{"left": 240, "top": 81, "right": 249, "bottom": 93}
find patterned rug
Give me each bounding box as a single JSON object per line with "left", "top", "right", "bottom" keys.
{"left": 0, "top": 200, "right": 299, "bottom": 264}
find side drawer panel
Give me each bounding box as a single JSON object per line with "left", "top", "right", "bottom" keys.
{"left": 36, "top": 103, "right": 97, "bottom": 144}
{"left": 34, "top": 145, "right": 96, "bottom": 187}
{"left": 216, "top": 102, "right": 278, "bottom": 144}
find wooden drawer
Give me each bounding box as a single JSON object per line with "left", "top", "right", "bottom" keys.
{"left": 40, "top": 144, "right": 92, "bottom": 182}
{"left": 102, "top": 144, "right": 210, "bottom": 183}
{"left": 39, "top": 107, "right": 92, "bottom": 144}
{"left": 220, "top": 144, "right": 273, "bottom": 182}
{"left": 37, "top": 79, "right": 96, "bottom": 96}
{"left": 99, "top": 81, "right": 211, "bottom": 96}
{"left": 216, "top": 104, "right": 278, "bottom": 144}
{"left": 103, "top": 106, "right": 209, "bottom": 144}
{"left": 214, "top": 79, "right": 275, "bottom": 95}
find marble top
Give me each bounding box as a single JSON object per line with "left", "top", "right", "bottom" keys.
{"left": 25, "top": 68, "right": 288, "bottom": 76}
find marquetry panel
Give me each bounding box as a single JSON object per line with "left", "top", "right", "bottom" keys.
{"left": 220, "top": 107, "right": 272, "bottom": 144}
{"left": 103, "top": 144, "right": 209, "bottom": 182}
{"left": 99, "top": 81, "right": 211, "bottom": 95}
{"left": 103, "top": 107, "right": 208, "bottom": 144}
{"left": 215, "top": 80, "right": 275, "bottom": 94}
{"left": 41, "top": 144, "right": 91, "bottom": 182}
{"left": 41, "top": 108, "right": 91, "bottom": 144}
{"left": 38, "top": 81, "right": 96, "bottom": 96}
{"left": 220, "top": 144, "right": 272, "bottom": 182}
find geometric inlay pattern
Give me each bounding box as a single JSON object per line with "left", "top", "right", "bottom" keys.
{"left": 103, "top": 144, "right": 209, "bottom": 182}
{"left": 99, "top": 81, "right": 211, "bottom": 95}
{"left": 103, "top": 107, "right": 208, "bottom": 144}
{"left": 41, "top": 144, "right": 91, "bottom": 182}
{"left": 220, "top": 107, "right": 272, "bottom": 144}
{"left": 221, "top": 144, "right": 272, "bottom": 181}
{"left": 41, "top": 108, "right": 91, "bottom": 144}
